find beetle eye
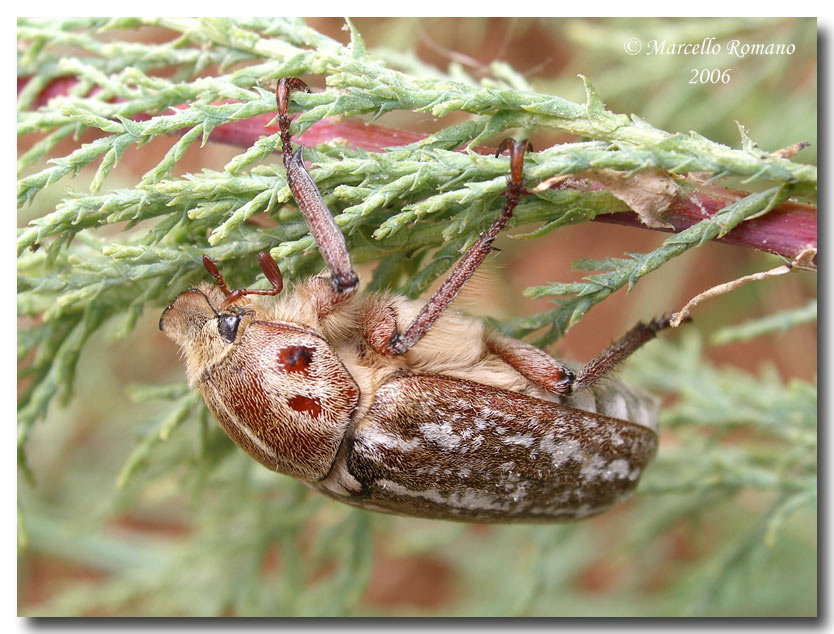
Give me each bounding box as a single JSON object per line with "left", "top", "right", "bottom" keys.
{"left": 217, "top": 313, "right": 242, "bottom": 343}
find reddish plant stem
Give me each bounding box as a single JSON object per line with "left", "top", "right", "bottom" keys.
{"left": 19, "top": 76, "right": 817, "bottom": 265}
{"left": 594, "top": 186, "right": 817, "bottom": 265}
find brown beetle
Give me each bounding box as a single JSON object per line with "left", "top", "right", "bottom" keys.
{"left": 160, "top": 78, "right": 674, "bottom": 522}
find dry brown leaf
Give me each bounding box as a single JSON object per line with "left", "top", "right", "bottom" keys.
{"left": 771, "top": 141, "right": 811, "bottom": 159}
{"left": 532, "top": 169, "right": 678, "bottom": 229}
{"left": 531, "top": 174, "right": 573, "bottom": 191}
{"left": 586, "top": 169, "right": 678, "bottom": 229}
{"left": 685, "top": 171, "right": 713, "bottom": 184}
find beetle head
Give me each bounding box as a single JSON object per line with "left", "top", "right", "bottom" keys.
{"left": 160, "top": 283, "right": 360, "bottom": 480}
{"left": 160, "top": 283, "right": 254, "bottom": 385}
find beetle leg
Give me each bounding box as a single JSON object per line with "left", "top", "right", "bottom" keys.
{"left": 358, "top": 296, "right": 400, "bottom": 355}
{"left": 485, "top": 333, "right": 575, "bottom": 396}
{"left": 203, "top": 252, "right": 284, "bottom": 307}
{"left": 276, "top": 77, "right": 310, "bottom": 169}
{"left": 277, "top": 78, "right": 359, "bottom": 302}
{"left": 384, "top": 138, "right": 532, "bottom": 356}
{"left": 570, "top": 316, "right": 679, "bottom": 393}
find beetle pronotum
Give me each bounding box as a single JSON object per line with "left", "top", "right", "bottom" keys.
{"left": 160, "top": 77, "right": 677, "bottom": 522}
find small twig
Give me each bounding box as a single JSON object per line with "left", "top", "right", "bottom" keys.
{"left": 670, "top": 248, "right": 817, "bottom": 327}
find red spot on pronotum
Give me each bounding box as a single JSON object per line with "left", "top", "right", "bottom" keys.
{"left": 278, "top": 345, "right": 314, "bottom": 374}
{"left": 287, "top": 395, "right": 322, "bottom": 418}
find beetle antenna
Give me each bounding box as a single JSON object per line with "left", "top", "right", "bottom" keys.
{"left": 203, "top": 255, "right": 233, "bottom": 296}
{"left": 202, "top": 253, "right": 284, "bottom": 308}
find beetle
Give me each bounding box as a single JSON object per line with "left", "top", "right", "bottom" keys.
{"left": 160, "top": 77, "right": 676, "bottom": 522}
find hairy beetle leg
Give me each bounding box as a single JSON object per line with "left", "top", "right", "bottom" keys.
{"left": 276, "top": 77, "right": 310, "bottom": 168}
{"left": 487, "top": 315, "right": 682, "bottom": 397}
{"left": 495, "top": 138, "right": 533, "bottom": 203}
{"left": 485, "top": 333, "right": 575, "bottom": 395}
{"left": 203, "top": 252, "right": 284, "bottom": 307}
{"left": 277, "top": 79, "right": 359, "bottom": 305}
{"left": 358, "top": 296, "right": 401, "bottom": 356}
{"left": 570, "top": 315, "right": 683, "bottom": 393}
{"left": 285, "top": 148, "right": 358, "bottom": 297}
{"left": 382, "top": 138, "right": 533, "bottom": 356}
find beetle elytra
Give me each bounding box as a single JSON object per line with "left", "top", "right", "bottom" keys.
{"left": 160, "top": 78, "right": 677, "bottom": 522}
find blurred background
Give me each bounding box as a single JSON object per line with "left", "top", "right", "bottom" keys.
{"left": 18, "top": 17, "right": 816, "bottom": 616}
